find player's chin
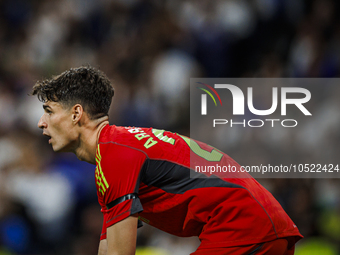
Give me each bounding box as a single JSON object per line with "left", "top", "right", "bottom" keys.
{"left": 51, "top": 144, "right": 64, "bottom": 152}
{"left": 51, "top": 146, "right": 61, "bottom": 152}
{"left": 54, "top": 144, "right": 72, "bottom": 153}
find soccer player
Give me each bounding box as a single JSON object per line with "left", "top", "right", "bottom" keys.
{"left": 32, "top": 66, "right": 302, "bottom": 255}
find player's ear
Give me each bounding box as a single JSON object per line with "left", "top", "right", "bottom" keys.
{"left": 72, "top": 104, "right": 83, "bottom": 124}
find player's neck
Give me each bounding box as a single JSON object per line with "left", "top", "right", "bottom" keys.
{"left": 74, "top": 116, "right": 109, "bottom": 165}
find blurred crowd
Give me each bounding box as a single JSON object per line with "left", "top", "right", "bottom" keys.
{"left": 0, "top": 0, "right": 340, "bottom": 254}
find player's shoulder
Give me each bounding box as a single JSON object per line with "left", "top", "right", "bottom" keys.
{"left": 95, "top": 126, "right": 149, "bottom": 173}
{"left": 98, "top": 124, "right": 123, "bottom": 143}
{"left": 97, "top": 125, "right": 158, "bottom": 158}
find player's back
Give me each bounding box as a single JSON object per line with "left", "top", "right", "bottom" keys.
{"left": 98, "top": 125, "right": 302, "bottom": 248}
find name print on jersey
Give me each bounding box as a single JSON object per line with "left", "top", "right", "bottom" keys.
{"left": 126, "top": 127, "right": 159, "bottom": 149}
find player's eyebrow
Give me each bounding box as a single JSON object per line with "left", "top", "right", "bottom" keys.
{"left": 43, "top": 104, "right": 52, "bottom": 111}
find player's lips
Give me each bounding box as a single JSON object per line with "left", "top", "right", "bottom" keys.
{"left": 43, "top": 132, "right": 52, "bottom": 143}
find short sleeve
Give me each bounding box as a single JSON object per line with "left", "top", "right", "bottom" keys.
{"left": 96, "top": 142, "right": 146, "bottom": 239}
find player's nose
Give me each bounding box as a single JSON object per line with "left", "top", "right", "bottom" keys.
{"left": 38, "top": 115, "right": 47, "bottom": 129}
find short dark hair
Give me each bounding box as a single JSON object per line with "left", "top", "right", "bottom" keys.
{"left": 31, "top": 66, "right": 114, "bottom": 119}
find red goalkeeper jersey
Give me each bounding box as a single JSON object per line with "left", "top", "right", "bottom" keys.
{"left": 95, "top": 125, "right": 302, "bottom": 248}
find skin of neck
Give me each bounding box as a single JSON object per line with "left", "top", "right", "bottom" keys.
{"left": 73, "top": 115, "right": 109, "bottom": 165}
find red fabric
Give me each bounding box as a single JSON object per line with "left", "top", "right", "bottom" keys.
{"left": 96, "top": 125, "right": 303, "bottom": 248}
{"left": 191, "top": 238, "right": 295, "bottom": 255}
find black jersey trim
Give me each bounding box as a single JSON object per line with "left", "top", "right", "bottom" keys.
{"left": 141, "top": 159, "right": 244, "bottom": 193}
{"left": 106, "top": 193, "right": 139, "bottom": 210}
{"left": 105, "top": 193, "right": 144, "bottom": 228}
{"left": 247, "top": 243, "right": 264, "bottom": 255}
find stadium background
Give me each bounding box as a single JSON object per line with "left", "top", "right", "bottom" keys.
{"left": 0, "top": 0, "right": 339, "bottom": 254}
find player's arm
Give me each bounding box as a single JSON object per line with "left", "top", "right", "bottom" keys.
{"left": 98, "top": 239, "right": 108, "bottom": 255}
{"left": 106, "top": 215, "right": 138, "bottom": 255}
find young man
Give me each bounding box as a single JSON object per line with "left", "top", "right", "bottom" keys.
{"left": 32, "top": 66, "right": 302, "bottom": 255}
